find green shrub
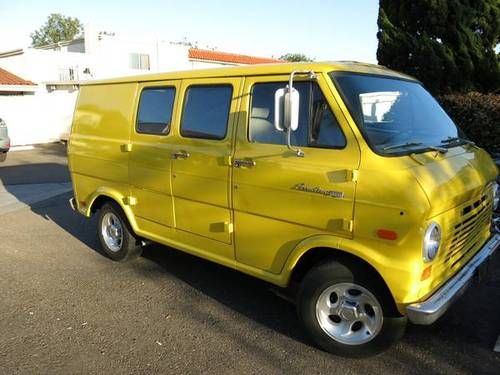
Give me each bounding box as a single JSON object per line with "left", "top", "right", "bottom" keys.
{"left": 438, "top": 92, "right": 500, "bottom": 155}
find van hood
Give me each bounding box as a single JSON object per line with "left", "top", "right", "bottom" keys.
{"left": 409, "top": 146, "right": 498, "bottom": 217}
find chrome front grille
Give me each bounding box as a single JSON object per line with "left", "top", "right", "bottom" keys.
{"left": 443, "top": 193, "right": 492, "bottom": 267}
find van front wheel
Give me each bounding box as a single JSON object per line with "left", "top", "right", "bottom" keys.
{"left": 97, "top": 202, "right": 142, "bottom": 261}
{"left": 297, "top": 260, "right": 406, "bottom": 357}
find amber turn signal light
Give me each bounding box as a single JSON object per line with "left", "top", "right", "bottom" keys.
{"left": 376, "top": 229, "right": 398, "bottom": 240}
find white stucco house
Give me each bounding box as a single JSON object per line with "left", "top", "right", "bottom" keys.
{"left": 0, "top": 27, "right": 279, "bottom": 146}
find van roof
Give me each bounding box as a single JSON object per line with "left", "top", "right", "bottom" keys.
{"left": 82, "top": 61, "right": 417, "bottom": 86}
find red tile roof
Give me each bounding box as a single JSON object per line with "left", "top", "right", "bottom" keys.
{"left": 0, "top": 67, "right": 34, "bottom": 85}
{"left": 188, "top": 48, "right": 281, "bottom": 65}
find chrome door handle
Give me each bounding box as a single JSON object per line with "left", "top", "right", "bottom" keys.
{"left": 172, "top": 150, "right": 190, "bottom": 159}
{"left": 233, "top": 159, "right": 256, "bottom": 168}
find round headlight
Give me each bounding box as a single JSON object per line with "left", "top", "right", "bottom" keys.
{"left": 423, "top": 222, "right": 441, "bottom": 262}
{"left": 493, "top": 182, "right": 499, "bottom": 211}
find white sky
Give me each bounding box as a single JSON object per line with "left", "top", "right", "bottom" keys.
{"left": 0, "top": 0, "right": 380, "bottom": 63}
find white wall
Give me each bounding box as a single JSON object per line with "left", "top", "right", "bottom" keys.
{"left": 0, "top": 88, "right": 77, "bottom": 146}
{"left": 0, "top": 30, "right": 245, "bottom": 146}
{"left": 0, "top": 43, "right": 206, "bottom": 83}
{"left": 0, "top": 28, "right": 243, "bottom": 84}
{"left": 0, "top": 49, "right": 90, "bottom": 83}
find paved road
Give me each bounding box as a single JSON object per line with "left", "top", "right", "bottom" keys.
{"left": 0, "top": 145, "right": 499, "bottom": 374}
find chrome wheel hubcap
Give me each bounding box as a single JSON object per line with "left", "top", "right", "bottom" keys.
{"left": 101, "top": 212, "right": 123, "bottom": 252}
{"left": 315, "top": 283, "right": 383, "bottom": 345}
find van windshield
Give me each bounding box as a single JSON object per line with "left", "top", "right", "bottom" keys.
{"left": 329, "top": 72, "right": 464, "bottom": 156}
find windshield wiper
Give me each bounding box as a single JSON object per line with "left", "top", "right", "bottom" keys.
{"left": 441, "top": 136, "right": 475, "bottom": 146}
{"left": 428, "top": 145, "right": 448, "bottom": 153}
{"left": 382, "top": 142, "right": 447, "bottom": 153}
{"left": 383, "top": 142, "right": 423, "bottom": 151}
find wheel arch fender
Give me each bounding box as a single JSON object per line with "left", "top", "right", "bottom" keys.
{"left": 281, "top": 234, "right": 399, "bottom": 314}
{"left": 282, "top": 235, "right": 360, "bottom": 280}
{"left": 84, "top": 188, "right": 139, "bottom": 233}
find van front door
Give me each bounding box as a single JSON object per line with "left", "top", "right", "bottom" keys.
{"left": 233, "top": 74, "right": 360, "bottom": 274}
{"left": 170, "top": 78, "right": 241, "bottom": 258}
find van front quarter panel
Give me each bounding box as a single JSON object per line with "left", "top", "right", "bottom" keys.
{"left": 279, "top": 155, "right": 433, "bottom": 312}
{"left": 351, "top": 157, "right": 432, "bottom": 309}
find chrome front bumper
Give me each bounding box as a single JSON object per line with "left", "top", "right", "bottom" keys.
{"left": 406, "top": 233, "right": 500, "bottom": 325}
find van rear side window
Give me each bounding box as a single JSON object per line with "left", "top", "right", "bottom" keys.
{"left": 136, "top": 87, "right": 176, "bottom": 135}
{"left": 180, "top": 85, "right": 232, "bottom": 140}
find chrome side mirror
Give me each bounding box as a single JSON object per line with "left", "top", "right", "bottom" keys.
{"left": 274, "top": 86, "right": 300, "bottom": 132}
{"left": 273, "top": 70, "right": 316, "bottom": 157}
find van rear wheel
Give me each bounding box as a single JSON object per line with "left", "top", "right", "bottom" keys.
{"left": 297, "top": 259, "right": 406, "bottom": 357}
{"left": 97, "top": 202, "right": 142, "bottom": 261}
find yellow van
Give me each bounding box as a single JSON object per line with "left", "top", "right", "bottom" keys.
{"left": 68, "top": 62, "right": 499, "bottom": 357}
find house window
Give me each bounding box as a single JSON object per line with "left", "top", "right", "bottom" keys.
{"left": 58, "top": 66, "right": 78, "bottom": 81}
{"left": 130, "top": 53, "right": 150, "bottom": 70}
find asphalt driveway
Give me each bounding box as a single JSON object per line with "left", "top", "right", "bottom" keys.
{"left": 0, "top": 145, "right": 499, "bottom": 374}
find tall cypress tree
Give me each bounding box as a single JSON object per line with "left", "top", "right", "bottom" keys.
{"left": 377, "top": 0, "right": 500, "bottom": 94}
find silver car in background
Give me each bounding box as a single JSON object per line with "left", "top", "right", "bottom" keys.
{"left": 0, "top": 118, "right": 10, "bottom": 162}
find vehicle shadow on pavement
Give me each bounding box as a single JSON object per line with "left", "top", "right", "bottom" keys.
{"left": 0, "top": 163, "right": 72, "bottom": 216}
{"left": 120, "top": 243, "right": 500, "bottom": 372}
{"left": 0, "top": 163, "right": 70, "bottom": 185}
{"left": 29, "top": 194, "right": 310, "bottom": 344}
{"left": 28, "top": 193, "right": 500, "bottom": 372}
{"left": 141, "top": 243, "right": 309, "bottom": 340}
{"left": 29, "top": 193, "right": 102, "bottom": 252}
{"left": 130, "top": 243, "right": 500, "bottom": 372}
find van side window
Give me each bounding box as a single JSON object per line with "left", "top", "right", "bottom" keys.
{"left": 250, "top": 82, "right": 309, "bottom": 147}
{"left": 136, "top": 87, "right": 176, "bottom": 135}
{"left": 249, "top": 82, "right": 346, "bottom": 149}
{"left": 181, "top": 85, "right": 233, "bottom": 140}
{"left": 310, "top": 84, "right": 346, "bottom": 148}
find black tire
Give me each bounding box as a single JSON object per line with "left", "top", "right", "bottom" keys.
{"left": 297, "top": 259, "right": 407, "bottom": 358}
{"left": 97, "top": 202, "right": 142, "bottom": 261}
{"left": 0, "top": 152, "right": 7, "bottom": 162}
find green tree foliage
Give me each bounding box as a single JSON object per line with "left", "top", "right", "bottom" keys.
{"left": 438, "top": 92, "right": 500, "bottom": 153}
{"left": 279, "top": 53, "right": 314, "bottom": 62}
{"left": 377, "top": 0, "right": 500, "bottom": 94}
{"left": 31, "top": 14, "right": 83, "bottom": 47}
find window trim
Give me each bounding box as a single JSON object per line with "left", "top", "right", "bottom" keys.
{"left": 247, "top": 80, "right": 347, "bottom": 150}
{"left": 180, "top": 84, "right": 233, "bottom": 141}
{"left": 135, "top": 86, "right": 176, "bottom": 136}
